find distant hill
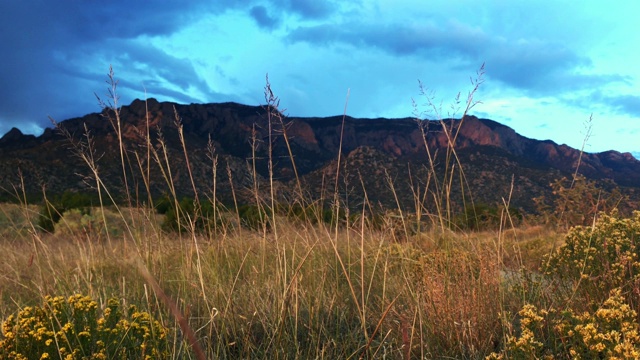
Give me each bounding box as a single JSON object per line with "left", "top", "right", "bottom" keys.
{"left": 1, "top": 98, "right": 638, "bottom": 213}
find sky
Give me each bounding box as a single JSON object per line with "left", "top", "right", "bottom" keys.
{"left": 1, "top": 1, "right": 639, "bottom": 158}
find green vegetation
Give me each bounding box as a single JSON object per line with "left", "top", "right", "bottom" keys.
{"left": 452, "top": 203, "right": 523, "bottom": 231}
{"left": 37, "top": 191, "right": 100, "bottom": 233}
{"left": 1, "top": 67, "right": 637, "bottom": 358}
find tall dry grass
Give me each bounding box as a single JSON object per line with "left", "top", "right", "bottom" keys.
{"left": 0, "top": 66, "right": 572, "bottom": 359}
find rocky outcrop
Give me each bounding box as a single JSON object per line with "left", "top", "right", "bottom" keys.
{"left": 0, "top": 127, "right": 38, "bottom": 149}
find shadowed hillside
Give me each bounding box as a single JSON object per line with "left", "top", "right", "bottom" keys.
{"left": 1, "top": 98, "right": 638, "bottom": 212}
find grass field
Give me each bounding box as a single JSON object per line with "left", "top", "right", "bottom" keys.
{"left": 1, "top": 69, "right": 639, "bottom": 359}
{"left": 0, "top": 201, "right": 569, "bottom": 359}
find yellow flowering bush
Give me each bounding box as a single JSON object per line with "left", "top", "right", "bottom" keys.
{"left": 489, "top": 289, "right": 640, "bottom": 359}
{"left": 0, "top": 294, "right": 169, "bottom": 359}
{"left": 487, "top": 304, "right": 550, "bottom": 359}
{"left": 558, "top": 288, "right": 640, "bottom": 359}
{"left": 491, "top": 211, "right": 640, "bottom": 358}
{"left": 544, "top": 211, "right": 640, "bottom": 310}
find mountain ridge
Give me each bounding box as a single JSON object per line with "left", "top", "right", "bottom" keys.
{"left": 0, "top": 98, "right": 638, "bottom": 212}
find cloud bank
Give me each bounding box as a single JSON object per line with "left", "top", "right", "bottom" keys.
{"left": 0, "top": 0, "right": 637, "bottom": 155}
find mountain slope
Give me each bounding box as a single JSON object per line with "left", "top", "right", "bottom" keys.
{"left": 0, "top": 98, "right": 638, "bottom": 212}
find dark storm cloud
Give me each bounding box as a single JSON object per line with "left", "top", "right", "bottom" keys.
{"left": 0, "top": 0, "right": 348, "bottom": 137}
{"left": 0, "top": 1, "right": 220, "bottom": 136}
{"left": 108, "top": 41, "right": 208, "bottom": 92}
{"left": 250, "top": 6, "right": 280, "bottom": 30}
{"left": 0, "top": 1, "right": 211, "bottom": 45}
{"left": 287, "top": 20, "right": 625, "bottom": 96}
{"left": 249, "top": 0, "right": 339, "bottom": 28}
{"left": 607, "top": 95, "right": 640, "bottom": 117}
{"left": 281, "top": 0, "right": 338, "bottom": 19}
{"left": 581, "top": 91, "right": 640, "bottom": 118}
{"left": 287, "top": 22, "right": 486, "bottom": 56}
{"left": 0, "top": 0, "right": 350, "bottom": 135}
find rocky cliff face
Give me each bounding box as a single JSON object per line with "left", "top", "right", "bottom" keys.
{"left": 0, "top": 98, "right": 638, "bottom": 211}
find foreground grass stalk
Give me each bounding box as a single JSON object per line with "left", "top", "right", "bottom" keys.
{"left": 385, "top": 168, "right": 409, "bottom": 242}
{"left": 174, "top": 106, "right": 202, "bottom": 214}
{"left": 333, "top": 88, "right": 350, "bottom": 241}
{"left": 264, "top": 76, "right": 279, "bottom": 241}
{"left": 206, "top": 136, "right": 220, "bottom": 236}
{"left": 97, "top": 65, "right": 132, "bottom": 208}
{"left": 226, "top": 162, "right": 241, "bottom": 233}
{"left": 135, "top": 258, "right": 206, "bottom": 360}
